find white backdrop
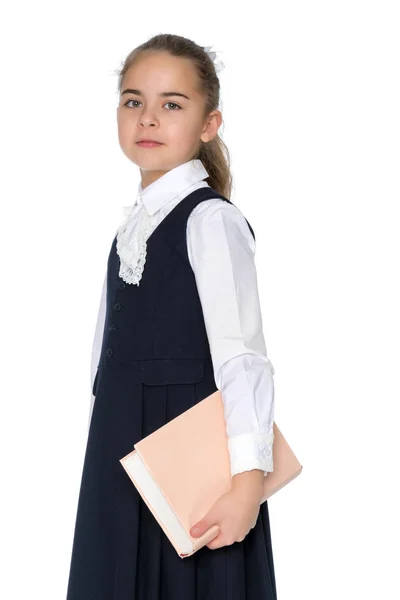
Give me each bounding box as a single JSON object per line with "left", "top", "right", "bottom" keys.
{"left": 1, "top": 1, "right": 399, "bottom": 598}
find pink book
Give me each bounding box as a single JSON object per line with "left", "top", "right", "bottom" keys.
{"left": 119, "top": 389, "right": 302, "bottom": 558}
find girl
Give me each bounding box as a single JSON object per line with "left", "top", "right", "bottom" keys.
{"left": 66, "top": 33, "right": 277, "bottom": 600}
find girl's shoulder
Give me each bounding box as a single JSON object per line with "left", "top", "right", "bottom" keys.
{"left": 189, "top": 195, "right": 248, "bottom": 223}
{"left": 187, "top": 196, "right": 256, "bottom": 250}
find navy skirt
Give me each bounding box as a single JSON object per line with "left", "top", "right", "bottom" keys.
{"left": 66, "top": 358, "right": 278, "bottom": 600}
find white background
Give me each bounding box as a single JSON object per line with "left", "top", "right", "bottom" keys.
{"left": 1, "top": 1, "right": 399, "bottom": 598}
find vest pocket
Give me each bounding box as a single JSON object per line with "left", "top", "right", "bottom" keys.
{"left": 139, "top": 358, "right": 205, "bottom": 385}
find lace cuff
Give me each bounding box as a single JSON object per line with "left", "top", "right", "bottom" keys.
{"left": 228, "top": 429, "right": 274, "bottom": 477}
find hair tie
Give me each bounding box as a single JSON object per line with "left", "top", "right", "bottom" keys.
{"left": 202, "top": 45, "right": 225, "bottom": 74}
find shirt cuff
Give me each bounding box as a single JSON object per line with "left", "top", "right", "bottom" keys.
{"left": 228, "top": 429, "right": 274, "bottom": 477}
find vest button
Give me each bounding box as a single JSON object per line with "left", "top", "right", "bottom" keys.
{"left": 114, "top": 302, "right": 122, "bottom": 311}
{"left": 109, "top": 324, "right": 117, "bottom": 332}
{"left": 118, "top": 281, "right": 126, "bottom": 291}
{"left": 106, "top": 348, "right": 114, "bottom": 358}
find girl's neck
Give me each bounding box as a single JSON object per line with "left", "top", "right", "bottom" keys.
{"left": 140, "top": 168, "right": 168, "bottom": 189}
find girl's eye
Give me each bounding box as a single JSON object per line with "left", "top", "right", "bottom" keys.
{"left": 164, "top": 102, "right": 181, "bottom": 110}
{"left": 124, "top": 99, "right": 141, "bottom": 108}
{"left": 124, "top": 100, "right": 181, "bottom": 110}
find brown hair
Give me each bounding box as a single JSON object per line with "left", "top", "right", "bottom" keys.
{"left": 114, "top": 33, "right": 232, "bottom": 199}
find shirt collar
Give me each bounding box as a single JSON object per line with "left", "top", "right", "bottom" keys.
{"left": 135, "top": 159, "right": 209, "bottom": 216}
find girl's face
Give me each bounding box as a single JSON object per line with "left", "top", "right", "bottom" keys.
{"left": 116, "top": 52, "right": 222, "bottom": 187}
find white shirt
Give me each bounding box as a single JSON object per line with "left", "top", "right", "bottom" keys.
{"left": 89, "top": 159, "right": 275, "bottom": 477}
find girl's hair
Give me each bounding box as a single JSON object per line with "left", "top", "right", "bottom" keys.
{"left": 114, "top": 33, "right": 232, "bottom": 199}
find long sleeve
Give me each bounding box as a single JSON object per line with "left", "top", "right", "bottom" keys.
{"left": 186, "top": 198, "right": 275, "bottom": 477}
{"left": 88, "top": 271, "right": 107, "bottom": 432}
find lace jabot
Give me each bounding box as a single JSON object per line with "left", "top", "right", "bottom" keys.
{"left": 116, "top": 200, "right": 155, "bottom": 286}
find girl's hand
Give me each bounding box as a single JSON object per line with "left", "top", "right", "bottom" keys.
{"left": 189, "top": 471, "right": 264, "bottom": 550}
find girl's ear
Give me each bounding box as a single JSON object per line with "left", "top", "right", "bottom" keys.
{"left": 201, "top": 110, "right": 223, "bottom": 143}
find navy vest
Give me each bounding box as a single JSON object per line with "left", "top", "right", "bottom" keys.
{"left": 92, "top": 186, "right": 255, "bottom": 395}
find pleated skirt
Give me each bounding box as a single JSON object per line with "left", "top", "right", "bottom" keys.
{"left": 66, "top": 361, "right": 278, "bottom": 600}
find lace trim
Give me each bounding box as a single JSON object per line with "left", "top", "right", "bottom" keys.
{"left": 228, "top": 430, "right": 274, "bottom": 458}
{"left": 116, "top": 204, "right": 155, "bottom": 286}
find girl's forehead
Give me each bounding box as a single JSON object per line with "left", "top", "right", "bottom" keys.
{"left": 122, "top": 66, "right": 202, "bottom": 102}
{"left": 124, "top": 53, "right": 197, "bottom": 85}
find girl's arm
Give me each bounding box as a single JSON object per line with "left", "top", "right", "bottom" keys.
{"left": 88, "top": 270, "right": 107, "bottom": 431}
{"left": 187, "top": 198, "right": 275, "bottom": 486}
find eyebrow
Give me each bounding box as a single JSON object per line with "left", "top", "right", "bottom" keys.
{"left": 120, "top": 88, "right": 191, "bottom": 100}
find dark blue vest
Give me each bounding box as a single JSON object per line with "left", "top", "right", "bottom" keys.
{"left": 92, "top": 186, "right": 255, "bottom": 395}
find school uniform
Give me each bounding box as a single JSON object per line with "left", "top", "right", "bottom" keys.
{"left": 66, "top": 159, "right": 277, "bottom": 600}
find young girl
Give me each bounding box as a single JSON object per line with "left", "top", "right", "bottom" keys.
{"left": 66, "top": 33, "right": 277, "bottom": 600}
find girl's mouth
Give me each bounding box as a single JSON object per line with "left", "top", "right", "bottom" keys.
{"left": 136, "top": 141, "right": 164, "bottom": 148}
